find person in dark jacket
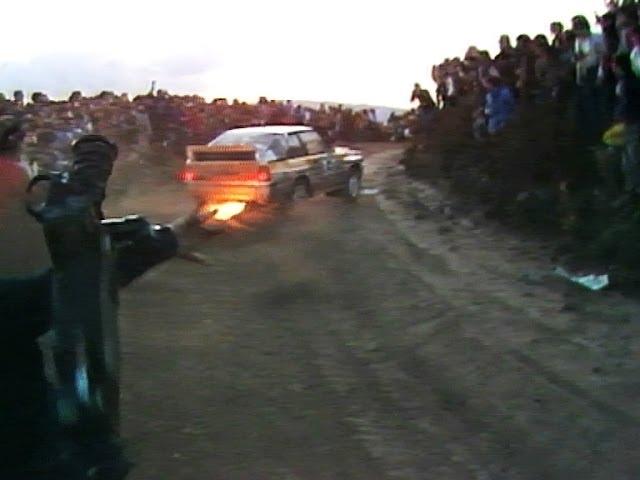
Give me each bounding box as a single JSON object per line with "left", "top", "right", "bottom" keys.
{"left": 410, "top": 83, "right": 437, "bottom": 131}
{"left": 514, "top": 34, "right": 537, "bottom": 100}
{"left": 613, "top": 53, "right": 640, "bottom": 193}
{"left": 550, "top": 22, "right": 565, "bottom": 50}
{"left": 494, "top": 35, "right": 518, "bottom": 90}
{"left": 0, "top": 116, "right": 210, "bottom": 479}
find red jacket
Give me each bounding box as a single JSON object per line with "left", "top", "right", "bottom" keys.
{"left": 0, "top": 157, "right": 28, "bottom": 215}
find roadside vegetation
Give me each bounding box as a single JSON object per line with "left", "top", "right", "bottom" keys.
{"left": 402, "top": 95, "right": 640, "bottom": 288}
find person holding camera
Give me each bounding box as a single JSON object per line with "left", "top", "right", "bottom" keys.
{"left": 0, "top": 115, "right": 211, "bottom": 479}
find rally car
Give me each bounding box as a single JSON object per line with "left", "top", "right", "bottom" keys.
{"left": 179, "top": 125, "right": 364, "bottom": 210}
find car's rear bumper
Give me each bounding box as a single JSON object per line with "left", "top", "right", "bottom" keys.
{"left": 187, "top": 182, "right": 279, "bottom": 204}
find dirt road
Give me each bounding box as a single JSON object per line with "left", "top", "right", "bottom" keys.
{"left": 118, "top": 155, "right": 506, "bottom": 479}
{"left": 63, "top": 145, "right": 640, "bottom": 478}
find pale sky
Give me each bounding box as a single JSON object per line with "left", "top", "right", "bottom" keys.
{"left": 0, "top": 0, "right": 605, "bottom": 108}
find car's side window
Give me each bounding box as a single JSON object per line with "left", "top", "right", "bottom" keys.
{"left": 286, "top": 134, "right": 306, "bottom": 158}
{"left": 298, "top": 131, "right": 326, "bottom": 155}
{"left": 265, "top": 135, "right": 287, "bottom": 161}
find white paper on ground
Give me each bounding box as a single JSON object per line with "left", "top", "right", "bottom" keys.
{"left": 554, "top": 266, "right": 610, "bottom": 291}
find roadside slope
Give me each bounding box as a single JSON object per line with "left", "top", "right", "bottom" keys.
{"left": 367, "top": 148, "right": 640, "bottom": 479}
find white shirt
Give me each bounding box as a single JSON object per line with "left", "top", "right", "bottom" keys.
{"left": 445, "top": 76, "right": 456, "bottom": 96}
{"left": 631, "top": 46, "right": 640, "bottom": 78}
{"left": 575, "top": 33, "right": 604, "bottom": 84}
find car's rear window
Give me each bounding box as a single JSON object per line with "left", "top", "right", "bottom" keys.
{"left": 298, "top": 131, "right": 326, "bottom": 155}
{"left": 210, "top": 131, "right": 288, "bottom": 162}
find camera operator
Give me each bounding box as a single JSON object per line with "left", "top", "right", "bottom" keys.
{"left": 0, "top": 115, "right": 211, "bottom": 479}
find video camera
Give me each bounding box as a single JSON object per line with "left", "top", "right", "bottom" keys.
{"left": 27, "top": 134, "right": 118, "bottom": 221}
{"left": 26, "top": 134, "right": 158, "bottom": 273}
{"left": 27, "top": 133, "right": 177, "bottom": 436}
{"left": 23, "top": 132, "right": 186, "bottom": 478}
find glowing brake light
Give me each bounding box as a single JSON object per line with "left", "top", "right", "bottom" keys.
{"left": 257, "top": 166, "right": 271, "bottom": 182}
{"left": 178, "top": 169, "right": 196, "bottom": 182}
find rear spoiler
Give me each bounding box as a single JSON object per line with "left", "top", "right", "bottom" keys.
{"left": 186, "top": 144, "right": 257, "bottom": 163}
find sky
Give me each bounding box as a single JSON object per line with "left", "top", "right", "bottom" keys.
{"left": 0, "top": 0, "right": 606, "bottom": 108}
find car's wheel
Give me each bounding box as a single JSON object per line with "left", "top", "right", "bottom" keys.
{"left": 292, "top": 178, "right": 312, "bottom": 200}
{"left": 343, "top": 168, "right": 362, "bottom": 201}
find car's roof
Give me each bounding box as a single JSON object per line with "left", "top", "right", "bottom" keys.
{"left": 224, "top": 125, "right": 313, "bottom": 135}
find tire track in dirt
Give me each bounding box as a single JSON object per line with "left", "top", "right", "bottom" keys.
{"left": 259, "top": 199, "right": 526, "bottom": 480}
{"left": 117, "top": 146, "right": 639, "bottom": 479}
{"left": 363, "top": 149, "right": 640, "bottom": 479}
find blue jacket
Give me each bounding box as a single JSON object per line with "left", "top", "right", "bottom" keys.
{"left": 485, "top": 85, "right": 516, "bottom": 134}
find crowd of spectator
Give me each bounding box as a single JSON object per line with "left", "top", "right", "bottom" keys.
{"left": 0, "top": 86, "right": 387, "bottom": 175}
{"left": 410, "top": 0, "right": 640, "bottom": 198}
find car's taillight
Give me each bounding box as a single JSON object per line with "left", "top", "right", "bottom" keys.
{"left": 257, "top": 166, "right": 271, "bottom": 182}
{"left": 178, "top": 169, "right": 196, "bottom": 182}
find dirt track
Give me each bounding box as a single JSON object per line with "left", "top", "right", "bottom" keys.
{"left": 7, "top": 144, "right": 640, "bottom": 479}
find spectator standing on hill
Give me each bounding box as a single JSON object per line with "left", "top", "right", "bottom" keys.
{"left": 455, "top": 63, "right": 469, "bottom": 98}
{"left": 12, "top": 90, "right": 24, "bottom": 109}
{"left": 533, "top": 38, "right": 570, "bottom": 101}
{"left": 599, "top": 10, "right": 621, "bottom": 58}
{"left": 494, "top": 35, "right": 518, "bottom": 88}
{"left": 472, "top": 73, "right": 515, "bottom": 141}
{"left": 573, "top": 15, "right": 605, "bottom": 86}
{"left": 531, "top": 35, "right": 551, "bottom": 99}
{"left": 432, "top": 65, "right": 444, "bottom": 108}
{"left": 573, "top": 15, "right": 605, "bottom": 143}
{"left": 68, "top": 91, "right": 83, "bottom": 105}
{"left": 615, "top": 4, "right": 639, "bottom": 54}
{"left": 550, "top": 22, "right": 565, "bottom": 49}
{"left": 484, "top": 76, "right": 516, "bottom": 135}
{"left": 476, "top": 51, "right": 497, "bottom": 79}
{"left": 441, "top": 63, "right": 460, "bottom": 108}
{"left": 598, "top": 10, "right": 622, "bottom": 126}
{"left": 629, "top": 26, "right": 640, "bottom": 77}
{"left": 514, "top": 35, "right": 537, "bottom": 100}
{"left": 496, "top": 35, "right": 515, "bottom": 61}
{"left": 411, "top": 83, "right": 433, "bottom": 106}
{"left": 558, "top": 29, "right": 577, "bottom": 64}
{"left": 293, "top": 105, "right": 305, "bottom": 124}
{"left": 612, "top": 53, "right": 640, "bottom": 194}
{"left": 605, "top": 0, "right": 620, "bottom": 13}
{"left": 31, "top": 92, "right": 49, "bottom": 105}
{"left": 411, "top": 83, "right": 437, "bottom": 131}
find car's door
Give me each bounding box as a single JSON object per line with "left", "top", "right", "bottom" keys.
{"left": 324, "top": 144, "right": 349, "bottom": 189}
{"left": 275, "top": 133, "right": 309, "bottom": 196}
{"left": 297, "top": 130, "right": 339, "bottom": 192}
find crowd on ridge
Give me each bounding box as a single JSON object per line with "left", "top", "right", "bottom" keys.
{"left": 403, "top": 0, "right": 640, "bottom": 196}
{"left": 0, "top": 86, "right": 388, "bottom": 175}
